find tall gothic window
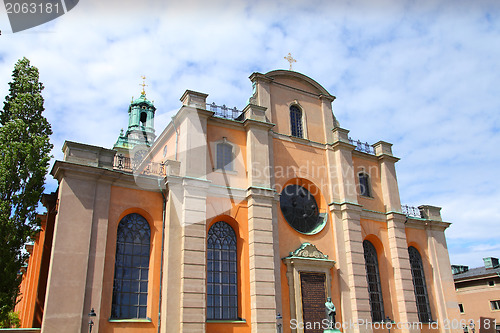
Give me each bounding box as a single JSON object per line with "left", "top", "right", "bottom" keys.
{"left": 111, "top": 213, "right": 151, "bottom": 319}
{"left": 207, "top": 221, "right": 238, "bottom": 320}
{"left": 408, "top": 246, "right": 432, "bottom": 322}
{"left": 290, "top": 105, "right": 303, "bottom": 138}
{"left": 216, "top": 142, "right": 233, "bottom": 170}
{"left": 358, "top": 173, "right": 371, "bottom": 197}
{"left": 363, "top": 240, "right": 385, "bottom": 322}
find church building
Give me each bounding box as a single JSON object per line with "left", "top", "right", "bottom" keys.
{"left": 16, "top": 69, "right": 461, "bottom": 333}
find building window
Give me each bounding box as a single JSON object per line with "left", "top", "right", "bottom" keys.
{"left": 408, "top": 246, "right": 432, "bottom": 322}
{"left": 495, "top": 324, "right": 500, "bottom": 333}
{"left": 216, "top": 141, "right": 233, "bottom": 170}
{"left": 490, "top": 300, "right": 500, "bottom": 310}
{"left": 363, "top": 240, "right": 385, "bottom": 322}
{"left": 489, "top": 280, "right": 495, "bottom": 286}
{"left": 279, "top": 184, "right": 322, "bottom": 235}
{"left": 458, "top": 303, "right": 464, "bottom": 313}
{"left": 111, "top": 213, "right": 151, "bottom": 319}
{"left": 140, "top": 112, "right": 147, "bottom": 126}
{"left": 290, "top": 105, "right": 303, "bottom": 138}
{"left": 207, "top": 221, "right": 238, "bottom": 320}
{"left": 358, "top": 173, "right": 371, "bottom": 197}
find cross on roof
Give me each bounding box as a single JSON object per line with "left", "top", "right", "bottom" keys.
{"left": 284, "top": 53, "right": 297, "bottom": 70}
{"left": 139, "top": 75, "right": 148, "bottom": 95}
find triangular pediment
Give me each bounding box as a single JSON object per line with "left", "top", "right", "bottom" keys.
{"left": 287, "top": 242, "right": 329, "bottom": 260}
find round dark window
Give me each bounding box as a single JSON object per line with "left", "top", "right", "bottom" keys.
{"left": 279, "top": 184, "right": 324, "bottom": 234}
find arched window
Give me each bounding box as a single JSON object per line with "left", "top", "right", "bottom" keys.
{"left": 408, "top": 246, "right": 432, "bottom": 322}
{"left": 358, "top": 173, "right": 371, "bottom": 197}
{"left": 111, "top": 213, "right": 151, "bottom": 319}
{"left": 363, "top": 240, "right": 384, "bottom": 322}
{"left": 140, "top": 112, "right": 147, "bottom": 127}
{"left": 290, "top": 105, "right": 303, "bottom": 138}
{"left": 216, "top": 141, "right": 233, "bottom": 170}
{"left": 207, "top": 221, "right": 238, "bottom": 320}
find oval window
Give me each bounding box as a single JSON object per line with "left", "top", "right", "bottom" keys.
{"left": 279, "top": 184, "right": 326, "bottom": 234}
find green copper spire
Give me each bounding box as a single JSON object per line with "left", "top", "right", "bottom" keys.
{"left": 114, "top": 78, "right": 156, "bottom": 153}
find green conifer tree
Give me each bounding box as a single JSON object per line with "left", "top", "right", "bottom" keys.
{"left": 0, "top": 57, "right": 52, "bottom": 326}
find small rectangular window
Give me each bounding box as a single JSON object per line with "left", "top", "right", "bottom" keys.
{"left": 489, "top": 280, "right": 495, "bottom": 286}
{"left": 490, "top": 300, "right": 500, "bottom": 310}
{"left": 458, "top": 303, "right": 464, "bottom": 313}
{"left": 358, "top": 173, "right": 371, "bottom": 197}
{"left": 216, "top": 142, "right": 233, "bottom": 171}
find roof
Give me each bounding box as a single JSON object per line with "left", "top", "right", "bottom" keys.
{"left": 454, "top": 265, "right": 500, "bottom": 281}
{"left": 130, "top": 93, "right": 155, "bottom": 108}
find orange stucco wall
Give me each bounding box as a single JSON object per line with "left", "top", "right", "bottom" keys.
{"left": 16, "top": 217, "right": 45, "bottom": 328}
{"left": 272, "top": 135, "right": 341, "bottom": 332}
{"left": 353, "top": 154, "right": 385, "bottom": 213}
{"left": 456, "top": 277, "right": 500, "bottom": 331}
{"left": 206, "top": 122, "right": 248, "bottom": 190}
{"left": 99, "top": 185, "right": 163, "bottom": 333}
{"left": 269, "top": 77, "right": 328, "bottom": 144}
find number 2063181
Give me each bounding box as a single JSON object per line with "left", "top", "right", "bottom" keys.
{"left": 5, "top": 2, "right": 60, "bottom": 14}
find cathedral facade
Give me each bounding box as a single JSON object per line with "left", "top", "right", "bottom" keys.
{"left": 18, "top": 70, "right": 460, "bottom": 333}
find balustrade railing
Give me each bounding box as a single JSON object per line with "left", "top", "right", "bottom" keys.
{"left": 349, "top": 137, "right": 375, "bottom": 155}
{"left": 206, "top": 102, "right": 243, "bottom": 120}
{"left": 401, "top": 204, "right": 422, "bottom": 218}
{"left": 113, "top": 154, "right": 165, "bottom": 177}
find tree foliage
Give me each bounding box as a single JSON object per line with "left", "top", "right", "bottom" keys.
{"left": 0, "top": 57, "right": 52, "bottom": 325}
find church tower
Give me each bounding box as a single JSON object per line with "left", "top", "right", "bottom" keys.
{"left": 113, "top": 77, "right": 156, "bottom": 159}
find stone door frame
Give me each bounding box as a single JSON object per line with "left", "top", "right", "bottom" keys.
{"left": 283, "top": 243, "right": 336, "bottom": 333}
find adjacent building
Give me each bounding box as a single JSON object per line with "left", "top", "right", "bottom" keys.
{"left": 453, "top": 258, "right": 500, "bottom": 333}
{"left": 16, "top": 69, "right": 461, "bottom": 333}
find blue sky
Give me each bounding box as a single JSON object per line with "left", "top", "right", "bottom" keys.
{"left": 1, "top": 0, "right": 499, "bottom": 268}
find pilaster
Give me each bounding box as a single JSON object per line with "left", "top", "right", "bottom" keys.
{"left": 162, "top": 176, "right": 210, "bottom": 333}
{"left": 331, "top": 202, "right": 371, "bottom": 333}
{"left": 386, "top": 212, "right": 419, "bottom": 330}
{"left": 319, "top": 94, "right": 336, "bottom": 143}
{"left": 249, "top": 72, "right": 273, "bottom": 122}
{"left": 245, "top": 109, "right": 277, "bottom": 332}
{"left": 42, "top": 175, "right": 108, "bottom": 333}
{"left": 373, "top": 141, "right": 401, "bottom": 213}
{"left": 327, "top": 128, "right": 358, "bottom": 204}
{"left": 247, "top": 187, "right": 277, "bottom": 332}
{"left": 424, "top": 212, "right": 461, "bottom": 333}
{"left": 175, "top": 104, "right": 211, "bottom": 179}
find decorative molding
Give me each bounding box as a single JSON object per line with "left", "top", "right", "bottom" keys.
{"left": 286, "top": 243, "right": 329, "bottom": 260}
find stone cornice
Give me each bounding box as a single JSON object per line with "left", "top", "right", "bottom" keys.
{"left": 51, "top": 160, "right": 163, "bottom": 192}
{"left": 377, "top": 154, "right": 400, "bottom": 163}
{"left": 319, "top": 94, "right": 336, "bottom": 102}
{"left": 208, "top": 184, "right": 247, "bottom": 201}
{"left": 242, "top": 118, "right": 275, "bottom": 131}
{"left": 249, "top": 72, "right": 274, "bottom": 83}
{"left": 351, "top": 149, "right": 379, "bottom": 161}
{"left": 207, "top": 114, "right": 245, "bottom": 130}
{"left": 405, "top": 217, "right": 451, "bottom": 231}
{"left": 330, "top": 140, "right": 356, "bottom": 152}
{"left": 271, "top": 131, "right": 326, "bottom": 149}
{"left": 246, "top": 186, "right": 276, "bottom": 200}
{"left": 329, "top": 201, "right": 362, "bottom": 212}
{"left": 360, "top": 209, "right": 387, "bottom": 222}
